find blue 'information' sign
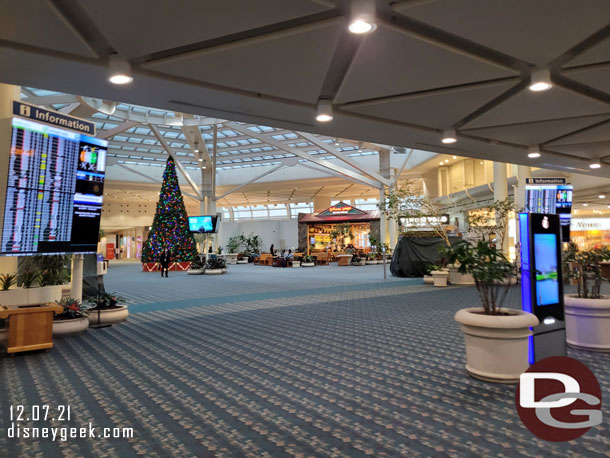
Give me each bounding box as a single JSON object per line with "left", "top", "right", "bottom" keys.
{"left": 12, "top": 100, "right": 96, "bottom": 136}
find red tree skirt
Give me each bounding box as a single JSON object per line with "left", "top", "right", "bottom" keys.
{"left": 142, "top": 262, "right": 192, "bottom": 272}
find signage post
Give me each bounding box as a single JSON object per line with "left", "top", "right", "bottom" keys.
{"left": 519, "top": 213, "right": 566, "bottom": 363}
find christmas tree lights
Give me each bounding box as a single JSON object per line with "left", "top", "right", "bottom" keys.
{"left": 141, "top": 157, "right": 197, "bottom": 263}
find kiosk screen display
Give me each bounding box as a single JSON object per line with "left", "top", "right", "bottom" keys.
{"left": 188, "top": 215, "right": 217, "bottom": 233}
{"left": 534, "top": 233, "right": 560, "bottom": 306}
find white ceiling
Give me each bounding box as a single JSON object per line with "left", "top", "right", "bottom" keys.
{"left": 0, "top": 0, "right": 609, "bottom": 177}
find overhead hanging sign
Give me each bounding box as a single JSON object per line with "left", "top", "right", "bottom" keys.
{"left": 12, "top": 100, "right": 96, "bottom": 136}
{"left": 317, "top": 202, "right": 366, "bottom": 217}
{"left": 525, "top": 178, "right": 567, "bottom": 185}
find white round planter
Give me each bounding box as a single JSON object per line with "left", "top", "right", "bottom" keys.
{"left": 448, "top": 266, "right": 475, "bottom": 285}
{"left": 423, "top": 275, "right": 433, "bottom": 284}
{"left": 301, "top": 262, "right": 315, "bottom": 267}
{"left": 366, "top": 260, "right": 378, "bottom": 265}
{"left": 291, "top": 261, "right": 301, "bottom": 268}
{"left": 352, "top": 261, "right": 366, "bottom": 266}
{"left": 454, "top": 308, "right": 539, "bottom": 383}
{"left": 565, "top": 295, "right": 610, "bottom": 352}
{"left": 187, "top": 269, "right": 205, "bottom": 275}
{"left": 0, "top": 284, "right": 63, "bottom": 307}
{"left": 88, "top": 305, "right": 129, "bottom": 327}
{"left": 53, "top": 316, "right": 89, "bottom": 337}
{"left": 205, "top": 269, "right": 223, "bottom": 275}
{"left": 236, "top": 259, "right": 249, "bottom": 264}
{"left": 431, "top": 270, "right": 449, "bottom": 287}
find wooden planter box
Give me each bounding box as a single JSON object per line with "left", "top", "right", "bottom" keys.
{"left": 0, "top": 303, "right": 63, "bottom": 354}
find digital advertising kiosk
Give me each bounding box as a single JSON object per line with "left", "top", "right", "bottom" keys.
{"left": 519, "top": 213, "right": 566, "bottom": 363}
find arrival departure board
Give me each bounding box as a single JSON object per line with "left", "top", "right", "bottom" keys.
{"left": 0, "top": 117, "right": 107, "bottom": 255}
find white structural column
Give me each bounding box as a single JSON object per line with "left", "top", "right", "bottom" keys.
{"left": 0, "top": 84, "right": 20, "bottom": 275}
{"left": 515, "top": 165, "right": 532, "bottom": 210}
{"left": 71, "top": 254, "right": 84, "bottom": 303}
{"left": 493, "top": 161, "right": 509, "bottom": 254}
{"left": 379, "top": 150, "right": 393, "bottom": 247}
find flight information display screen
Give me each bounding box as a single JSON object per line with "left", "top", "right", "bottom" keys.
{"left": 0, "top": 117, "right": 107, "bottom": 255}
{"left": 525, "top": 184, "right": 573, "bottom": 214}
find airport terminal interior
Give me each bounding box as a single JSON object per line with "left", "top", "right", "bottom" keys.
{"left": 0, "top": 1, "right": 609, "bottom": 457}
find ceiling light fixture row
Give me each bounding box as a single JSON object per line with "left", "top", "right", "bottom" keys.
{"left": 590, "top": 161, "right": 602, "bottom": 169}
{"left": 348, "top": 0, "right": 377, "bottom": 34}
{"left": 529, "top": 68, "right": 552, "bottom": 92}
{"left": 527, "top": 146, "right": 541, "bottom": 159}
{"left": 441, "top": 128, "right": 457, "bottom": 144}
{"left": 108, "top": 54, "right": 133, "bottom": 85}
{"left": 316, "top": 98, "right": 334, "bottom": 122}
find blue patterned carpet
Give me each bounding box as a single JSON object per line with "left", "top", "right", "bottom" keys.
{"left": 1, "top": 263, "right": 609, "bottom": 457}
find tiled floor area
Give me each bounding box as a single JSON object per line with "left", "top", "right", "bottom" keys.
{"left": 0, "top": 262, "right": 608, "bottom": 457}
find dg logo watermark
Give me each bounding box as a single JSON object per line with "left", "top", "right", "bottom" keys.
{"left": 515, "top": 356, "right": 603, "bottom": 441}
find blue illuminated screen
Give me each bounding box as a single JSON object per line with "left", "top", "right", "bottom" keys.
{"left": 534, "top": 233, "right": 559, "bottom": 306}
{"left": 188, "top": 216, "right": 216, "bottom": 233}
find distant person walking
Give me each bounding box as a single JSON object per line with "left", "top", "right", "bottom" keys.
{"left": 159, "top": 249, "right": 171, "bottom": 277}
{"left": 269, "top": 244, "right": 275, "bottom": 255}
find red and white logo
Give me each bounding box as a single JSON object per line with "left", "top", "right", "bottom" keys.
{"left": 515, "top": 356, "right": 602, "bottom": 441}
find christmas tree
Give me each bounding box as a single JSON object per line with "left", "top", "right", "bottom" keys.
{"left": 142, "top": 157, "right": 197, "bottom": 263}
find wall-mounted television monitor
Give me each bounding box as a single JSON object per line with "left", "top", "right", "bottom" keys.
{"left": 0, "top": 117, "right": 107, "bottom": 256}
{"left": 188, "top": 215, "right": 219, "bottom": 233}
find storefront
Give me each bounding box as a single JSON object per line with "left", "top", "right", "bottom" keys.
{"left": 570, "top": 218, "right": 610, "bottom": 249}
{"left": 297, "top": 202, "right": 380, "bottom": 254}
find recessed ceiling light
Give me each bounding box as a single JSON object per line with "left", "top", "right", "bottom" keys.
{"left": 108, "top": 54, "right": 133, "bottom": 85}
{"left": 444, "top": 159, "right": 449, "bottom": 163}
{"left": 441, "top": 128, "right": 457, "bottom": 144}
{"left": 316, "top": 98, "right": 333, "bottom": 122}
{"left": 439, "top": 161, "right": 444, "bottom": 165}
{"left": 590, "top": 161, "right": 601, "bottom": 169}
{"left": 452, "top": 155, "right": 457, "bottom": 159}
{"left": 529, "top": 68, "right": 552, "bottom": 92}
{"left": 198, "top": 158, "right": 203, "bottom": 162}
{"left": 599, "top": 195, "right": 606, "bottom": 199}
{"left": 583, "top": 203, "right": 589, "bottom": 207}
{"left": 527, "top": 146, "right": 541, "bottom": 158}
{"left": 348, "top": 0, "right": 377, "bottom": 34}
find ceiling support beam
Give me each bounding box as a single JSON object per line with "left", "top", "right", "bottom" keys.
{"left": 116, "top": 163, "right": 159, "bottom": 183}
{"left": 393, "top": 149, "right": 414, "bottom": 186}
{"left": 99, "top": 120, "right": 139, "bottom": 139}
{"left": 298, "top": 132, "right": 391, "bottom": 186}
{"left": 216, "top": 164, "right": 285, "bottom": 200}
{"left": 149, "top": 124, "right": 203, "bottom": 201}
{"left": 227, "top": 122, "right": 383, "bottom": 189}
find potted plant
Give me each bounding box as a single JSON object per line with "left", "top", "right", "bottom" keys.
{"left": 86, "top": 292, "right": 129, "bottom": 327}
{"left": 0, "top": 273, "right": 16, "bottom": 291}
{"left": 205, "top": 257, "right": 226, "bottom": 275}
{"left": 187, "top": 258, "right": 205, "bottom": 275}
{"left": 444, "top": 239, "right": 539, "bottom": 383}
{"left": 53, "top": 297, "right": 89, "bottom": 337}
{"left": 301, "top": 256, "right": 315, "bottom": 267}
{"left": 291, "top": 257, "right": 301, "bottom": 268}
{"left": 423, "top": 264, "right": 439, "bottom": 284}
{"left": 351, "top": 255, "right": 366, "bottom": 266}
{"left": 563, "top": 243, "right": 610, "bottom": 351}
{"left": 365, "top": 252, "right": 377, "bottom": 265}
{"left": 237, "top": 253, "right": 249, "bottom": 264}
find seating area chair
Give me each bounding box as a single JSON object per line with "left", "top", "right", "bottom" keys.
{"left": 254, "top": 253, "right": 271, "bottom": 265}
{"left": 315, "top": 252, "right": 329, "bottom": 266}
